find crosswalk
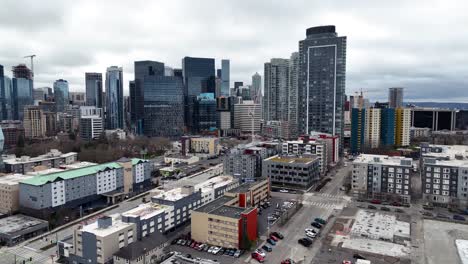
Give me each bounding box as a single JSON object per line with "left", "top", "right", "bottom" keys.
{"left": 1, "top": 245, "right": 52, "bottom": 264}
{"left": 302, "top": 200, "right": 345, "bottom": 209}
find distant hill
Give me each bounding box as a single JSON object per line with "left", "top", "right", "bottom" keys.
{"left": 406, "top": 102, "right": 468, "bottom": 110}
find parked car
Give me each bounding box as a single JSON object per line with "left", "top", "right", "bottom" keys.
{"left": 370, "top": 199, "right": 381, "bottom": 204}
{"left": 271, "top": 232, "right": 284, "bottom": 239}
{"left": 218, "top": 248, "right": 225, "bottom": 255}
{"left": 279, "top": 189, "right": 289, "bottom": 193}
{"left": 228, "top": 249, "right": 235, "bottom": 256}
{"left": 234, "top": 249, "right": 243, "bottom": 258}
{"left": 305, "top": 231, "right": 316, "bottom": 239}
{"left": 262, "top": 244, "right": 273, "bottom": 252}
{"left": 368, "top": 205, "right": 377, "bottom": 210}
{"left": 281, "top": 259, "right": 295, "bottom": 264}
{"left": 251, "top": 252, "right": 265, "bottom": 263}
{"left": 267, "top": 238, "right": 276, "bottom": 245}
{"left": 208, "top": 246, "right": 215, "bottom": 253}
{"left": 212, "top": 247, "right": 221, "bottom": 255}
{"left": 454, "top": 215, "right": 466, "bottom": 221}
{"left": 437, "top": 213, "right": 450, "bottom": 219}
{"left": 395, "top": 208, "right": 405, "bottom": 213}
{"left": 311, "top": 222, "right": 322, "bottom": 229}
{"left": 298, "top": 238, "right": 312, "bottom": 247}
{"left": 270, "top": 235, "right": 279, "bottom": 242}
{"left": 314, "top": 218, "right": 327, "bottom": 225}
{"left": 391, "top": 201, "right": 402, "bottom": 207}
{"left": 422, "top": 211, "right": 433, "bottom": 217}
{"left": 380, "top": 206, "right": 391, "bottom": 211}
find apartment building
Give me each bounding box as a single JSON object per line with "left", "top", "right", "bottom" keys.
{"left": 420, "top": 144, "right": 468, "bottom": 207}
{"left": 395, "top": 108, "right": 411, "bottom": 147}
{"left": 364, "top": 108, "right": 381, "bottom": 149}
{"left": 0, "top": 174, "right": 33, "bottom": 214}
{"left": 70, "top": 216, "right": 137, "bottom": 264}
{"left": 23, "top": 106, "right": 46, "bottom": 139}
{"left": 281, "top": 137, "right": 328, "bottom": 176}
{"left": 224, "top": 146, "right": 269, "bottom": 179}
{"left": 262, "top": 155, "right": 320, "bottom": 189}
{"left": 3, "top": 149, "right": 78, "bottom": 174}
{"left": 181, "top": 136, "right": 219, "bottom": 156}
{"left": 351, "top": 154, "right": 413, "bottom": 203}
{"left": 225, "top": 178, "right": 270, "bottom": 207}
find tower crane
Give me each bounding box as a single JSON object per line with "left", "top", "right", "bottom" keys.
{"left": 24, "top": 54, "right": 36, "bottom": 78}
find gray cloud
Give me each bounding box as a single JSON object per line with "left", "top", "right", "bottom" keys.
{"left": 1, "top": 0, "right": 467, "bottom": 102}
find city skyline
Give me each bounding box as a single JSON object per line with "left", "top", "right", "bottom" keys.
{"left": 1, "top": 0, "right": 467, "bottom": 102}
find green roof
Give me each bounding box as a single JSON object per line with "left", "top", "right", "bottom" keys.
{"left": 131, "top": 158, "right": 148, "bottom": 165}
{"left": 20, "top": 162, "right": 123, "bottom": 186}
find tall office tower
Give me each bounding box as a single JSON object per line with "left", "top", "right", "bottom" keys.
{"left": 380, "top": 108, "right": 395, "bottom": 146}
{"left": 2, "top": 76, "right": 13, "bottom": 120}
{"left": 105, "top": 66, "right": 124, "bottom": 129}
{"left": 194, "top": 93, "right": 217, "bottom": 133}
{"left": 0, "top": 65, "right": 7, "bottom": 121}
{"left": 85, "top": 73, "right": 103, "bottom": 108}
{"left": 182, "top": 57, "right": 215, "bottom": 132}
{"left": 221, "top": 59, "right": 230, "bottom": 96}
{"left": 288, "top": 52, "right": 299, "bottom": 125}
{"left": 79, "top": 106, "right": 103, "bottom": 141}
{"left": 350, "top": 108, "right": 365, "bottom": 154}
{"left": 53, "top": 79, "right": 69, "bottom": 112}
{"left": 388, "top": 87, "right": 404, "bottom": 108}
{"left": 132, "top": 60, "right": 184, "bottom": 137}
{"left": 364, "top": 108, "right": 381, "bottom": 149}
{"left": 12, "top": 64, "right": 33, "bottom": 120}
{"left": 23, "top": 106, "right": 46, "bottom": 139}
{"left": 215, "top": 77, "right": 222, "bottom": 98}
{"left": 395, "top": 108, "right": 411, "bottom": 147}
{"left": 298, "top": 26, "right": 346, "bottom": 151}
{"left": 234, "top": 101, "right": 262, "bottom": 133}
{"left": 43, "top": 111, "right": 57, "bottom": 137}
{"left": 251, "top": 72, "right": 261, "bottom": 101}
{"left": 263, "top": 58, "right": 290, "bottom": 121}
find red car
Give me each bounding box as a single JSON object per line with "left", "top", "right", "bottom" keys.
{"left": 252, "top": 252, "right": 265, "bottom": 263}
{"left": 391, "top": 201, "right": 402, "bottom": 207}
{"left": 270, "top": 235, "right": 279, "bottom": 242}
{"left": 370, "top": 199, "right": 381, "bottom": 204}
{"left": 281, "top": 259, "right": 295, "bottom": 264}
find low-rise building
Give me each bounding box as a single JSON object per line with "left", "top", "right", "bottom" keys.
{"left": 164, "top": 154, "right": 200, "bottom": 165}
{"left": 105, "top": 129, "right": 126, "bottom": 140}
{"left": 181, "top": 136, "right": 219, "bottom": 157}
{"left": 224, "top": 178, "right": 270, "bottom": 207}
{"left": 113, "top": 232, "right": 169, "bottom": 264}
{"left": 3, "top": 149, "right": 78, "bottom": 174}
{"left": 70, "top": 216, "right": 137, "bottom": 264}
{"left": 224, "top": 146, "right": 268, "bottom": 179}
{"left": 410, "top": 127, "right": 431, "bottom": 140}
{"left": 420, "top": 144, "right": 468, "bottom": 207}
{"left": 0, "top": 214, "right": 48, "bottom": 246}
{"left": 262, "top": 155, "right": 320, "bottom": 189}
{"left": 351, "top": 154, "right": 413, "bottom": 203}
{"left": 282, "top": 137, "right": 328, "bottom": 176}
{"left": 0, "top": 174, "right": 33, "bottom": 214}
{"left": 79, "top": 106, "right": 104, "bottom": 141}
{"left": 0, "top": 120, "right": 24, "bottom": 149}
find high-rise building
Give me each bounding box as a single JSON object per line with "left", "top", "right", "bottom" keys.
{"left": 299, "top": 26, "right": 346, "bottom": 151}
{"left": 380, "top": 108, "right": 395, "bottom": 146}
{"left": 53, "top": 79, "right": 69, "bottom": 112}
{"left": 0, "top": 65, "right": 10, "bottom": 120}
{"left": 43, "top": 111, "right": 57, "bottom": 137}
{"left": 12, "top": 64, "right": 33, "bottom": 120}
{"left": 395, "top": 108, "right": 411, "bottom": 147}
{"left": 221, "top": 59, "right": 230, "bottom": 96}
{"left": 79, "top": 106, "right": 103, "bottom": 141}
{"left": 364, "top": 108, "right": 381, "bottom": 149}
{"left": 388, "top": 87, "right": 404, "bottom": 108}
{"left": 85, "top": 72, "right": 103, "bottom": 108}
{"left": 70, "top": 92, "right": 86, "bottom": 106}
{"left": 251, "top": 72, "right": 261, "bottom": 102}
{"left": 289, "top": 52, "right": 299, "bottom": 125}
{"left": 350, "top": 108, "right": 365, "bottom": 154}
{"left": 193, "top": 93, "right": 217, "bottom": 133}
{"left": 234, "top": 101, "right": 261, "bottom": 133}
{"left": 263, "top": 58, "right": 289, "bottom": 122}
{"left": 23, "top": 106, "right": 46, "bottom": 139}
{"left": 105, "top": 66, "right": 124, "bottom": 129}
{"left": 182, "top": 57, "right": 216, "bottom": 132}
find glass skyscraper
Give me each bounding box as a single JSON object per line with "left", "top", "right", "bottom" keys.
{"left": 194, "top": 93, "right": 217, "bottom": 133}
{"left": 263, "top": 58, "right": 290, "bottom": 122}
{"left": 105, "top": 66, "right": 124, "bottom": 129}
{"left": 85, "top": 72, "right": 103, "bottom": 108}
{"left": 299, "top": 25, "right": 347, "bottom": 152}
{"left": 53, "top": 79, "right": 69, "bottom": 112}
{"left": 221, "top": 59, "right": 230, "bottom": 97}
{"left": 12, "top": 64, "right": 33, "bottom": 120}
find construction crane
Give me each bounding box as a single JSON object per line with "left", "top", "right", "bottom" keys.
{"left": 24, "top": 54, "right": 36, "bottom": 78}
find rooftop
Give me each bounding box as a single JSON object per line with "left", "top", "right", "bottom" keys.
{"left": 3, "top": 150, "right": 77, "bottom": 165}
{"left": 353, "top": 154, "right": 413, "bottom": 167}
{"left": 0, "top": 214, "right": 48, "bottom": 235}
{"left": 0, "top": 174, "right": 33, "bottom": 185}
{"left": 20, "top": 162, "right": 122, "bottom": 186}
{"left": 122, "top": 203, "right": 167, "bottom": 220}
{"left": 113, "top": 232, "right": 169, "bottom": 260}
{"left": 350, "top": 210, "right": 410, "bottom": 241}
{"left": 264, "top": 155, "right": 318, "bottom": 164}
{"left": 227, "top": 179, "right": 267, "bottom": 194}
{"left": 194, "top": 196, "right": 250, "bottom": 218}
{"left": 422, "top": 144, "right": 468, "bottom": 167}
{"left": 81, "top": 214, "right": 134, "bottom": 237}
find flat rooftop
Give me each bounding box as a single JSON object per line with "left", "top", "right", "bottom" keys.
{"left": 0, "top": 174, "right": 33, "bottom": 185}
{"left": 3, "top": 151, "right": 77, "bottom": 165}
{"left": 422, "top": 144, "right": 468, "bottom": 161}
{"left": 122, "top": 203, "right": 167, "bottom": 220}
{"left": 194, "top": 196, "right": 249, "bottom": 219}
{"left": 81, "top": 214, "right": 134, "bottom": 237}
{"left": 0, "top": 214, "right": 48, "bottom": 235}
{"left": 264, "top": 155, "right": 318, "bottom": 164}
{"left": 227, "top": 179, "right": 267, "bottom": 194}
{"left": 353, "top": 154, "right": 413, "bottom": 167}
{"left": 350, "top": 210, "right": 410, "bottom": 241}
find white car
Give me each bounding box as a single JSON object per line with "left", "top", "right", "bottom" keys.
{"left": 207, "top": 246, "right": 215, "bottom": 253}
{"left": 305, "top": 228, "right": 317, "bottom": 234}
{"left": 305, "top": 231, "right": 316, "bottom": 238}
{"left": 255, "top": 249, "right": 266, "bottom": 257}
{"left": 279, "top": 189, "right": 289, "bottom": 193}
{"left": 212, "top": 247, "right": 221, "bottom": 254}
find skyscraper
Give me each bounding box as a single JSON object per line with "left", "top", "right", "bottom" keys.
{"left": 364, "top": 108, "right": 381, "bottom": 149}
{"left": 221, "top": 59, "right": 230, "bottom": 96}
{"left": 388, "top": 87, "right": 404, "bottom": 108}
{"left": 350, "top": 108, "right": 365, "bottom": 154}
{"left": 85, "top": 73, "right": 103, "bottom": 108}
{"left": 182, "top": 57, "right": 215, "bottom": 132}
{"left": 395, "top": 108, "right": 411, "bottom": 147}
{"left": 53, "top": 79, "right": 69, "bottom": 112}
{"left": 299, "top": 26, "right": 346, "bottom": 150}
{"left": 263, "top": 58, "right": 289, "bottom": 122}
{"left": 105, "top": 66, "right": 124, "bottom": 129}
{"left": 194, "top": 93, "right": 217, "bottom": 133}
{"left": 12, "top": 64, "right": 33, "bottom": 120}
{"left": 380, "top": 108, "right": 395, "bottom": 146}
{"left": 251, "top": 72, "right": 261, "bottom": 102}
{"left": 288, "top": 52, "right": 299, "bottom": 125}
{"left": 131, "top": 60, "right": 184, "bottom": 137}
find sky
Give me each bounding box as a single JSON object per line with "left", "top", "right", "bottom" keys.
{"left": 1, "top": 0, "right": 467, "bottom": 102}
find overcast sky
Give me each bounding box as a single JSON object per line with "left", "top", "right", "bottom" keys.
{"left": 1, "top": 0, "right": 467, "bottom": 102}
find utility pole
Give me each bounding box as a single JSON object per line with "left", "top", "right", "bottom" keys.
{"left": 23, "top": 55, "right": 36, "bottom": 78}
